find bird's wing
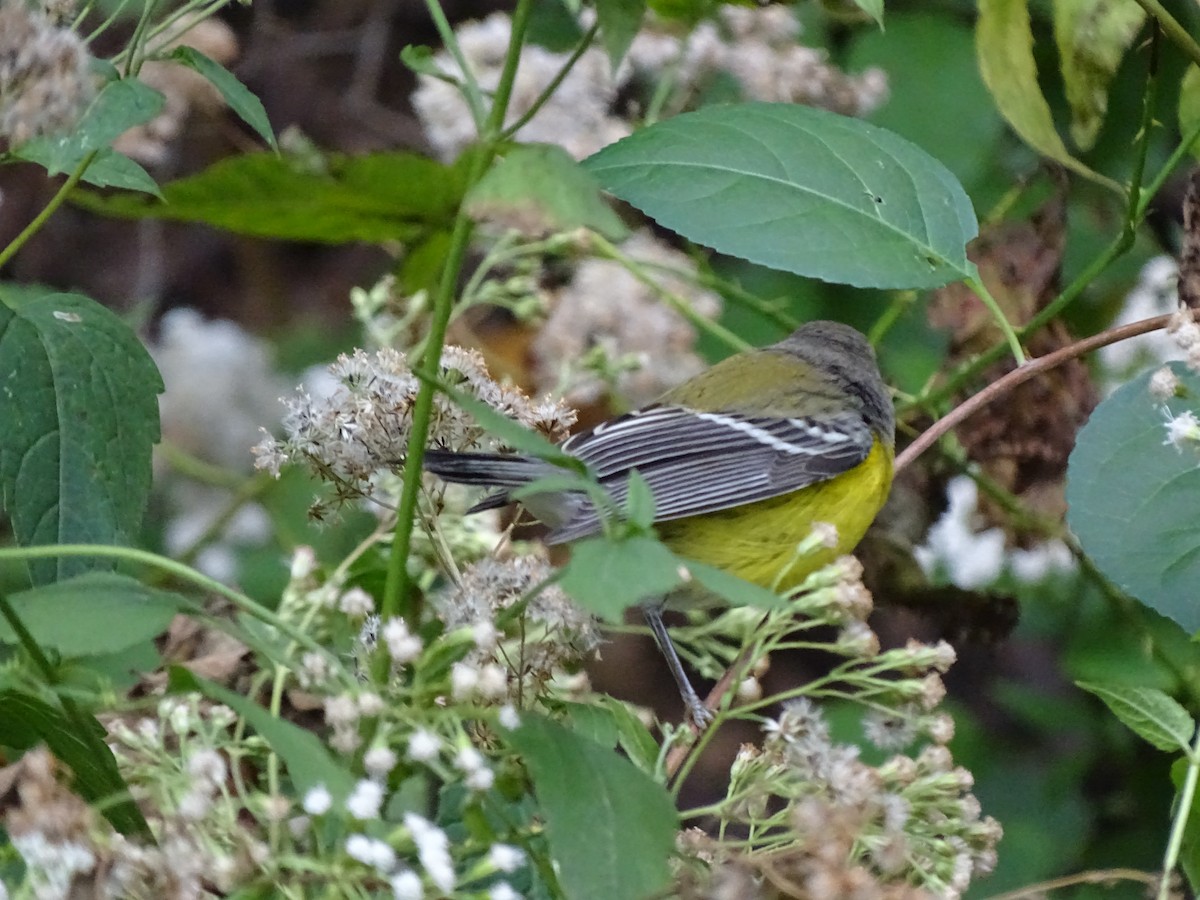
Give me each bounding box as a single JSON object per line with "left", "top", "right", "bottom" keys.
{"left": 546, "top": 405, "right": 874, "bottom": 544}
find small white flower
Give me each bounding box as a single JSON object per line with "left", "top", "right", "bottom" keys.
{"left": 489, "top": 882, "right": 521, "bottom": 900}
{"left": 404, "top": 812, "right": 455, "bottom": 893}
{"left": 364, "top": 745, "right": 398, "bottom": 778}
{"left": 407, "top": 729, "right": 442, "bottom": 762}
{"left": 303, "top": 784, "right": 333, "bottom": 815}
{"left": 488, "top": 843, "right": 525, "bottom": 873}
{"left": 357, "top": 692, "right": 385, "bottom": 716}
{"left": 186, "top": 748, "right": 227, "bottom": 788}
{"left": 346, "top": 779, "right": 385, "bottom": 820}
{"left": 472, "top": 619, "right": 498, "bottom": 650}
{"left": 477, "top": 663, "right": 508, "bottom": 700}
{"left": 339, "top": 586, "right": 376, "bottom": 616}
{"left": 1164, "top": 408, "right": 1200, "bottom": 452}
{"left": 465, "top": 766, "right": 495, "bottom": 792}
{"left": 450, "top": 662, "right": 480, "bottom": 699}
{"left": 390, "top": 869, "right": 424, "bottom": 900}
{"left": 1150, "top": 366, "right": 1181, "bottom": 400}
{"left": 497, "top": 704, "right": 520, "bottom": 730}
{"left": 346, "top": 833, "right": 397, "bottom": 873}
{"left": 324, "top": 694, "right": 359, "bottom": 727}
{"left": 383, "top": 617, "right": 424, "bottom": 664}
{"left": 290, "top": 546, "right": 316, "bottom": 580}
{"left": 454, "top": 746, "right": 485, "bottom": 773}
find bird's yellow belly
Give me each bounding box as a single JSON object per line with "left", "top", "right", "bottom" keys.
{"left": 656, "top": 439, "right": 893, "bottom": 595}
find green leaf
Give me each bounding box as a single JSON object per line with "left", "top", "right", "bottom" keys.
{"left": 14, "top": 76, "right": 164, "bottom": 176}
{"left": 508, "top": 715, "right": 676, "bottom": 900}
{"left": 1066, "top": 364, "right": 1200, "bottom": 632}
{"left": 1053, "top": 0, "right": 1145, "bottom": 151}
{"left": 1180, "top": 64, "right": 1200, "bottom": 160}
{"left": 0, "top": 688, "right": 150, "bottom": 836}
{"left": 72, "top": 151, "right": 466, "bottom": 244}
{"left": 623, "top": 469, "right": 656, "bottom": 531}
{"left": 681, "top": 559, "right": 784, "bottom": 610}
{"left": 0, "top": 287, "right": 162, "bottom": 586}
{"left": 848, "top": 0, "right": 884, "bottom": 27}
{"left": 172, "top": 668, "right": 356, "bottom": 803}
{"left": 165, "top": 46, "right": 277, "bottom": 149}
{"left": 584, "top": 102, "right": 977, "bottom": 289}
{"left": 77, "top": 147, "right": 161, "bottom": 196}
{"left": 1077, "top": 681, "right": 1195, "bottom": 753}
{"left": 976, "top": 0, "right": 1118, "bottom": 190}
{"left": 0, "top": 573, "right": 188, "bottom": 657}
{"left": 598, "top": 695, "right": 660, "bottom": 772}
{"left": 559, "top": 535, "right": 683, "bottom": 621}
{"left": 594, "top": 0, "right": 646, "bottom": 69}
{"left": 466, "top": 143, "right": 628, "bottom": 240}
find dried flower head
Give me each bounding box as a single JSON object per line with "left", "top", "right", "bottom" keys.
{"left": 0, "top": 1, "right": 94, "bottom": 145}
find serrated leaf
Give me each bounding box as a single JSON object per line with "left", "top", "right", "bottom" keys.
{"left": 1053, "top": 0, "right": 1145, "bottom": 151}
{"left": 466, "top": 143, "right": 628, "bottom": 240}
{"left": 165, "top": 46, "right": 277, "bottom": 149}
{"left": 172, "top": 668, "right": 356, "bottom": 803}
{"left": 13, "top": 76, "right": 164, "bottom": 176}
{"left": 559, "top": 534, "right": 683, "bottom": 621}
{"left": 595, "top": 0, "right": 646, "bottom": 69}
{"left": 1066, "top": 364, "right": 1200, "bottom": 632}
{"left": 1077, "top": 681, "right": 1195, "bottom": 752}
{"left": 1180, "top": 65, "right": 1200, "bottom": 160}
{"left": 976, "top": 0, "right": 1117, "bottom": 189}
{"left": 584, "top": 102, "right": 977, "bottom": 289}
{"left": 509, "top": 715, "right": 676, "bottom": 900}
{"left": 0, "top": 688, "right": 150, "bottom": 836}
{"left": 0, "top": 573, "right": 188, "bottom": 657}
{"left": 0, "top": 287, "right": 162, "bottom": 586}
{"left": 71, "top": 151, "right": 466, "bottom": 244}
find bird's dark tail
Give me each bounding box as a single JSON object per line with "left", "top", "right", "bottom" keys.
{"left": 423, "top": 450, "right": 555, "bottom": 513}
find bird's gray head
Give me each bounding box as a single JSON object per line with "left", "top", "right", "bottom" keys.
{"left": 777, "top": 320, "right": 895, "bottom": 443}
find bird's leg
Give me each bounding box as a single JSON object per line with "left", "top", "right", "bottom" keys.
{"left": 643, "top": 605, "right": 714, "bottom": 728}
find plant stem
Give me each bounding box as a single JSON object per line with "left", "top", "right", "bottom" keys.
{"left": 0, "top": 150, "right": 97, "bottom": 272}
{"left": 501, "top": 21, "right": 601, "bottom": 140}
{"left": 378, "top": 0, "right": 538, "bottom": 643}
{"left": 1133, "top": 0, "right": 1200, "bottom": 70}
{"left": 1158, "top": 725, "right": 1200, "bottom": 900}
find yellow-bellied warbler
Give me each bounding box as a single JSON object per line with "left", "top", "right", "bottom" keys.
{"left": 425, "top": 320, "right": 895, "bottom": 724}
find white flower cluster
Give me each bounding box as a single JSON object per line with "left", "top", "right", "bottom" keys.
{"left": 532, "top": 230, "right": 723, "bottom": 407}
{"left": 413, "top": 7, "right": 888, "bottom": 163}
{"left": 0, "top": 0, "right": 94, "bottom": 145}
{"left": 253, "top": 344, "right": 576, "bottom": 494}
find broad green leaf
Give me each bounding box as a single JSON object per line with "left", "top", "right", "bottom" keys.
{"left": 584, "top": 102, "right": 978, "bottom": 289}
{"left": 562, "top": 701, "right": 620, "bottom": 748}
{"left": 976, "top": 0, "right": 1117, "bottom": 189}
{"left": 13, "top": 76, "right": 163, "bottom": 177}
{"left": 598, "top": 695, "right": 660, "bottom": 772}
{"left": 0, "top": 688, "right": 150, "bottom": 836}
{"left": 1077, "top": 681, "right": 1195, "bottom": 753}
{"left": 0, "top": 573, "right": 187, "bottom": 656}
{"left": 1066, "top": 364, "right": 1200, "bottom": 632}
{"left": 1180, "top": 65, "right": 1200, "bottom": 160}
{"left": 172, "top": 668, "right": 356, "bottom": 803}
{"left": 466, "top": 143, "right": 628, "bottom": 240}
{"left": 624, "top": 469, "right": 656, "bottom": 531}
{"left": 0, "top": 287, "right": 162, "bottom": 586}
{"left": 594, "top": 0, "right": 646, "bottom": 69}
{"left": 509, "top": 715, "right": 676, "bottom": 900}
{"left": 1053, "top": 0, "right": 1145, "bottom": 151}
{"left": 559, "top": 535, "right": 683, "bottom": 620}
{"left": 165, "top": 46, "right": 277, "bottom": 149}
{"left": 72, "top": 151, "right": 466, "bottom": 244}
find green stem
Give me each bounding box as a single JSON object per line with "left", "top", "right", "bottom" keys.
{"left": 422, "top": 0, "right": 487, "bottom": 130}
{"left": 0, "top": 150, "right": 98, "bottom": 272}
{"left": 1133, "top": 0, "right": 1200, "bottom": 70}
{"left": 501, "top": 21, "right": 601, "bottom": 140}
{"left": 1159, "top": 725, "right": 1200, "bottom": 900}
{"left": 590, "top": 233, "right": 751, "bottom": 352}
{"left": 378, "top": 0, "right": 538, "bottom": 641}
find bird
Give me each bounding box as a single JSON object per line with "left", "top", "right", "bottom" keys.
{"left": 424, "top": 320, "right": 896, "bottom": 725}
